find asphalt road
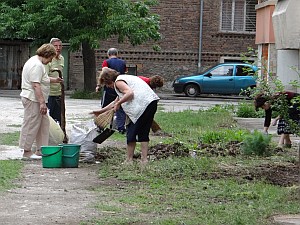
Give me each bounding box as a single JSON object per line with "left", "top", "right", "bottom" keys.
{"left": 0, "top": 89, "right": 250, "bottom": 111}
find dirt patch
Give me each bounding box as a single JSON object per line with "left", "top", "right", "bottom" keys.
{"left": 96, "top": 141, "right": 300, "bottom": 188}
{"left": 0, "top": 161, "right": 101, "bottom": 225}
{"left": 0, "top": 96, "right": 299, "bottom": 224}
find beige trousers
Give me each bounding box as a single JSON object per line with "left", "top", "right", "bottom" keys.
{"left": 19, "top": 97, "right": 50, "bottom": 151}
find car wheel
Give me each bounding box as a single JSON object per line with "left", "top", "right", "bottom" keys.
{"left": 184, "top": 84, "right": 199, "bottom": 97}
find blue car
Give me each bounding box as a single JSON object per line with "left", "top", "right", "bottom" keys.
{"left": 173, "top": 63, "right": 258, "bottom": 97}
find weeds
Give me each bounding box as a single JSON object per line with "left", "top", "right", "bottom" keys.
{"left": 236, "top": 101, "right": 261, "bottom": 118}
{"left": 241, "top": 130, "right": 272, "bottom": 156}
{"left": 1, "top": 105, "right": 299, "bottom": 224}
{"left": 91, "top": 109, "right": 299, "bottom": 224}
{"left": 0, "top": 132, "right": 20, "bottom": 146}
{"left": 199, "top": 129, "right": 249, "bottom": 144}
{"left": 70, "top": 89, "right": 101, "bottom": 99}
{"left": 0, "top": 161, "right": 23, "bottom": 192}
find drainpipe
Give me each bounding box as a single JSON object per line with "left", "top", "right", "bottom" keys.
{"left": 198, "top": 0, "right": 204, "bottom": 73}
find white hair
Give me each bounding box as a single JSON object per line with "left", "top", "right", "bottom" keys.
{"left": 50, "top": 38, "right": 61, "bottom": 44}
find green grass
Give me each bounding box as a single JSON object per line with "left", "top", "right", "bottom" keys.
{"left": 70, "top": 90, "right": 102, "bottom": 99}
{"left": 92, "top": 156, "right": 300, "bottom": 224}
{"left": 0, "top": 160, "right": 23, "bottom": 192}
{"left": 89, "top": 109, "right": 300, "bottom": 225}
{"left": 0, "top": 131, "right": 20, "bottom": 146}
{"left": 1, "top": 107, "right": 299, "bottom": 224}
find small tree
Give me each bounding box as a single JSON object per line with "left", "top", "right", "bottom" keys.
{"left": 242, "top": 47, "right": 300, "bottom": 136}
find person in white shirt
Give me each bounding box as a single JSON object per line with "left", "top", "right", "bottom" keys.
{"left": 19, "top": 43, "right": 63, "bottom": 159}
{"left": 91, "top": 67, "right": 159, "bottom": 165}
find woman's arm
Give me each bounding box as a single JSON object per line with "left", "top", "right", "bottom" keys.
{"left": 90, "top": 97, "right": 118, "bottom": 116}
{"left": 271, "top": 116, "right": 280, "bottom": 126}
{"left": 32, "top": 82, "right": 47, "bottom": 115}
{"left": 49, "top": 77, "right": 63, "bottom": 83}
{"left": 114, "top": 80, "right": 133, "bottom": 111}
{"left": 263, "top": 108, "right": 272, "bottom": 133}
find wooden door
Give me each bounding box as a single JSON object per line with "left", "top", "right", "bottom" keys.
{"left": 0, "top": 45, "right": 22, "bottom": 89}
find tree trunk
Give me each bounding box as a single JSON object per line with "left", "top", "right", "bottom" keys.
{"left": 82, "top": 41, "right": 96, "bottom": 92}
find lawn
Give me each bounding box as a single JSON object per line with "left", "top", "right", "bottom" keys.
{"left": 88, "top": 108, "right": 300, "bottom": 225}
{"left": 1, "top": 106, "right": 299, "bottom": 225}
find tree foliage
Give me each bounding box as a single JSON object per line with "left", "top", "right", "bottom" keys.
{"left": 0, "top": 0, "right": 161, "bottom": 90}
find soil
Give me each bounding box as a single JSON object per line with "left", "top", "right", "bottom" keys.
{"left": 0, "top": 97, "right": 299, "bottom": 224}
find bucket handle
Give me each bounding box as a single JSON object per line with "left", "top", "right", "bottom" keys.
{"left": 41, "top": 147, "right": 62, "bottom": 157}
{"left": 62, "top": 151, "right": 79, "bottom": 158}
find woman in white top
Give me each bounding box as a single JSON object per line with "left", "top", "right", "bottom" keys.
{"left": 91, "top": 67, "right": 160, "bottom": 164}
{"left": 19, "top": 44, "right": 63, "bottom": 159}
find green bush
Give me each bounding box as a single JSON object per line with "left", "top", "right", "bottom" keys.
{"left": 206, "top": 104, "right": 234, "bottom": 113}
{"left": 236, "top": 101, "right": 260, "bottom": 118}
{"left": 241, "top": 130, "right": 272, "bottom": 156}
{"left": 70, "top": 89, "right": 102, "bottom": 99}
{"left": 236, "top": 101, "right": 280, "bottom": 119}
{"left": 200, "top": 129, "right": 249, "bottom": 144}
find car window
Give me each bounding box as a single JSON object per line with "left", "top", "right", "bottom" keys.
{"left": 236, "top": 65, "right": 255, "bottom": 76}
{"left": 210, "top": 65, "right": 234, "bottom": 76}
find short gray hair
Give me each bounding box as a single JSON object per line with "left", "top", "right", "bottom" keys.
{"left": 107, "top": 48, "right": 118, "bottom": 56}
{"left": 50, "top": 38, "right": 61, "bottom": 44}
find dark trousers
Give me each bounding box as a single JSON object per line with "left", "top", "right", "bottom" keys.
{"left": 47, "top": 96, "right": 61, "bottom": 125}
{"left": 116, "top": 107, "right": 126, "bottom": 132}
{"left": 101, "top": 86, "right": 126, "bottom": 132}
{"left": 127, "top": 100, "right": 158, "bottom": 143}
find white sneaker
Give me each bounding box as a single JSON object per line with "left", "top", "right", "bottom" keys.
{"left": 30, "top": 154, "right": 42, "bottom": 159}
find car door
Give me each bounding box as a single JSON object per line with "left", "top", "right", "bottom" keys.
{"left": 202, "top": 65, "right": 235, "bottom": 94}
{"left": 233, "top": 65, "right": 256, "bottom": 94}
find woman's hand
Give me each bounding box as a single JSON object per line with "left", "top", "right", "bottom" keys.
{"left": 114, "top": 101, "right": 121, "bottom": 111}
{"left": 263, "top": 127, "right": 269, "bottom": 135}
{"left": 272, "top": 116, "right": 279, "bottom": 126}
{"left": 90, "top": 111, "right": 101, "bottom": 117}
{"left": 56, "top": 77, "right": 63, "bottom": 83}
{"left": 95, "top": 85, "right": 101, "bottom": 92}
{"left": 40, "top": 102, "right": 48, "bottom": 115}
{"left": 49, "top": 77, "right": 63, "bottom": 83}
{"left": 90, "top": 99, "right": 116, "bottom": 116}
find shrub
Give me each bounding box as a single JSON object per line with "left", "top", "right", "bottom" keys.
{"left": 70, "top": 90, "right": 101, "bottom": 99}
{"left": 200, "top": 129, "right": 249, "bottom": 144}
{"left": 241, "top": 130, "right": 272, "bottom": 156}
{"left": 206, "top": 104, "right": 234, "bottom": 113}
{"left": 236, "top": 101, "right": 260, "bottom": 118}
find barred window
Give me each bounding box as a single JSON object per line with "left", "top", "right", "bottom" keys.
{"left": 221, "top": 0, "right": 256, "bottom": 33}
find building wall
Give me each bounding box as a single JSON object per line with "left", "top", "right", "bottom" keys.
{"left": 69, "top": 0, "right": 256, "bottom": 90}
{"left": 255, "top": 1, "right": 276, "bottom": 44}
{"left": 0, "top": 40, "right": 30, "bottom": 89}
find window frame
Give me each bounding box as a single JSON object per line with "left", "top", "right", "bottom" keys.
{"left": 220, "top": 0, "right": 256, "bottom": 34}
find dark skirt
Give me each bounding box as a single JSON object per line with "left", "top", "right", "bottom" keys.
{"left": 277, "top": 119, "right": 292, "bottom": 135}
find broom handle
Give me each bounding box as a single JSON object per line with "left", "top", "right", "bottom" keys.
{"left": 52, "top": 69, "right": 68, "bottom": 143}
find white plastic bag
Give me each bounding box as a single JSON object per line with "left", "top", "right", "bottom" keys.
{"left": 49, "top": 116, "right": 64, "bottom": 146}
{"left": 70, "top": 120, "right": 98, "bottom": 163}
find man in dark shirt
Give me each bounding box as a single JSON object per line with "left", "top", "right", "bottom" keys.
{"left": 98, "top": 48, "right": 127, "bottom": 133}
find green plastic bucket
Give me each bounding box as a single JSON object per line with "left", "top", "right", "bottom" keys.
{"left": 60, "top": 144, "right": 81, "bottom": 168}
{"left": 41, "top": 146, "right": 62, "bottom": 168}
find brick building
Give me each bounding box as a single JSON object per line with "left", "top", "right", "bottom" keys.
{"left": 69, "top": 0, "right": 258, "bottom": 90}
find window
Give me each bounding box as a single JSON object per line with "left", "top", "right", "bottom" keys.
{"left": 221, "top": 0, "right": 256, "bottom": 33}
{"left": 210, "top": 65, "right": 234, "bottom": 76}
{"left": 236, "top": 65, "right": 255, "bottom": 76}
